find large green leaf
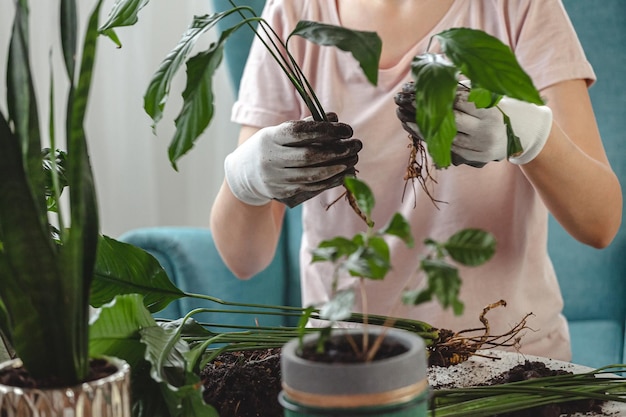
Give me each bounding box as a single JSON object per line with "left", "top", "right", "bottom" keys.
{"left": 1, "top": 2, "right": 84, "bottom": 383}
{"left": 59, "top": 0, "right": 104, "bottom": 382}
{"left": 142, "top": 12, "right": 240, "bottom": 129}
{"left": 289, "top": 20, "right": 382, "bottom": 86}
{"left": 436, "top": 28, "right": 543, "bottom": 105}
{"left": 98, "top": 0, "right": 150, "bottom": 33}
{"left": 60, "top": 0, "right": 77, "bottom": 78}
{"left": 90, "top": 295, "right": 173, "bottom": 417}
{"left": 168, "top": 45, "right": 222, "bottom": 169}
{"left": 91, "top": 236, "right": 186, "bottom": 313}
{"left": 443, "top": 229, "right": 496, "bottom": 267}
{"left": 411, "top": 54, "right": 458, "bottom": 168}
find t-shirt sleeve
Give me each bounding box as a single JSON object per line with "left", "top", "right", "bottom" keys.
{"left": 509, "top": 0, "right": 596, "bottom": 90}
{"left": 231, "top": 0, "right": 305, "bottom": 128}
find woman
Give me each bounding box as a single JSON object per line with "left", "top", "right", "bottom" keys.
{"left": 210, "top": 0, "right": 622, "bottom": 361}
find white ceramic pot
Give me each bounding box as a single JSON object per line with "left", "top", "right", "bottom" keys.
{"left": 0, "top": 356, "right": 131, "bottom": 417}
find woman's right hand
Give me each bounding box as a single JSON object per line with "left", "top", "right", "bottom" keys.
{"left": 224, "top": 113, "right": 362, "bottom": 207}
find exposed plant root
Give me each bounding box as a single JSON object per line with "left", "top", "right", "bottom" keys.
{"left": 403, "top": 135, "right": 445, "bottom": 209}
{"left": 427, "top": 300, "right": 533, "bottom": 367}
{"left": 326, "top": 186, "right": 371, "bottom": 226}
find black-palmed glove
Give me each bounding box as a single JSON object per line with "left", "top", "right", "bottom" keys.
{"left": 224, "top": 113, "right": 362, "bottom": 207}
{"left": 395, "top": 80, "right": 552, "bottom": 168}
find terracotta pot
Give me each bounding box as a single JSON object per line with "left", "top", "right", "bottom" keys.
{"left": 280, "top": 328, "right": 429, "bottom": 417}
{"left": 0, "top": 356, "right": 131, "bottom": 417}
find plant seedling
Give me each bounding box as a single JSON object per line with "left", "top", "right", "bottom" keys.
{"left": 308, "top": 176, "right": 497, "bottom": 361}
{"left": 405, "top": 28, "right": 544, "bottom": 197}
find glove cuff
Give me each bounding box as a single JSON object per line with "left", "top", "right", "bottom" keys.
{"left": 224, "top": 152, "right": 272, "bottom": 206}
{"left": 501, "top": 98, "right": 553, "bottom": 165}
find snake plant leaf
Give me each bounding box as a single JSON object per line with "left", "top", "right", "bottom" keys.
{"left": 443, "top": 228, "right": 496, "bottom": 267}
{"left": 6, "top": 1, "right": 47, "bottom": 223}
{"left": 59, "top": 0, "right": 104, "bottom": 382}
{"left": 411, "top": 54, "right": 458, "bottom": 168}
{"left": 289, "top": 20, "right": 382, "bottom": 86}
{"left": 1, "top": 2, "right": 82, "bottom": 383}
{"left": 436, "top": 28, "right": 544, "bottom": 105}
{"left": 60, "top": 0, "right": 77, "bottom": 78}
{"left": 91, "top": 236, "right": 186, "bottom": 313}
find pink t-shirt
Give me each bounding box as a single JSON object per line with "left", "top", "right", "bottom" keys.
{"left": 232, "top": 0, "right": 595, "bottom": 361}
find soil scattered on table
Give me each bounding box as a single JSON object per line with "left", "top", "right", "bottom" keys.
{"left": 200, "top": 349, "right": 608, "bottom": 417}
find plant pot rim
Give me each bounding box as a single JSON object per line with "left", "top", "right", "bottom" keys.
{"left": 0, "top": 355, "right": 130, "bottom": 393}
{"left": 281, "top": 327, "right": 427, "bottom": 406}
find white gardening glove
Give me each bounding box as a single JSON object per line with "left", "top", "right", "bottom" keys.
{"left": 395, "top": 80, "right": 553, "bottom": 167}
{"left": 224, "top": 113, "right": 362, "bottom": 207}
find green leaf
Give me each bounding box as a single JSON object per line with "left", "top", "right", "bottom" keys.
{"left": 443, "top": 229, "right": 496, "bottom": 267}
{"left": 380, "top": 213, "right": 414, "bottom": 248}
{"left": 60, "top": 0, "right": 77, "bottom": 79}
{"left": 141, "top": 322, "right": 219, "bottom": 417}
{"left": 344, "top": 177, "right": 375, "bottom": 219}
{"left": 311, "top": 236, "right": 358, "bottom": 263}
{"left": 89, "top": 294, "right": 156, "bottom": 366}
{"left": 410, "top": 54, "right": 458, "bottom": 168}
{"left": 289, "top": 20, "right": 382, "bottom": 86}
{"left": 320, "top": 290, "right": 355, "bottom": 321}
{"left": 436, "top": 28, "right": 543, "bottom": 105}
{"left": 502, "top": 111, "right": 524, "bottom": 158}
{"left": 60, "top": 0, "right": 104, "bottom": 381}
{"left": 420, "top": 258, "right": 464, "bottom": 315}
{"left": 98, "top": 0, "right": 150, "bottom": 34}
{"left": 91, "top": 236, "right": 186, "bottom": 313}
{"left": 168, "top": 45, "right": 222, "bottom": 169}
{"left": 143, "top": 12, "right": 233, "bottom": 130}
{"left": 345, "top": 237, "right": 390, "bottom": 280}
{"left": 468, "top": 86, "right": 502, "bottom": 109}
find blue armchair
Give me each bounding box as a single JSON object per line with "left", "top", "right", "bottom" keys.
{"left": 120, "top": 0, "right": 626, "bottom": 368}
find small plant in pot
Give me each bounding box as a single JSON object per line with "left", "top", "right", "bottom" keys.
{"left": 0, "top": 1, "right": 132, "bottom": 415}
{"left": 278, "top": 177, "right": 496, "bottom": 417}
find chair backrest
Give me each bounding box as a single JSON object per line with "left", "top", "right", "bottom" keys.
{"left": 550, "top": 0, "right": 626, "bottom": 324}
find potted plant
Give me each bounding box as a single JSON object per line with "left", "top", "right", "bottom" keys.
{"left": 0, "top": 1, "right": 132, "bottom": 415}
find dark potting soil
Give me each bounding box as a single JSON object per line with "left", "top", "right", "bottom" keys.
{"left": 481, "top": 360, "right": 605, "bottom": 417}
{"left": 201, "top": 348, "right": 283, "bottom": 417}
{"left": 200, "top": 349, "right": 609, "bottom": 417}
{"left": 299, "top": 333, "right": 408, "bottom": 363}
{"left": 0, "top": 357, "right": 118, "bottom": 389}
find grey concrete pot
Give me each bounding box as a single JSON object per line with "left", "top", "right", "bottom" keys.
{"left": 0, "top": 356, "right": 131, "bottom": 417}
{"left": 280, "top": 328, "right": 429, "bottom": 416}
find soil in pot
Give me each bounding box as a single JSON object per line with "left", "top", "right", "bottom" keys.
{"left": 200, "top": 349, "right": 608, "bottom": 417}
{"left": 0, "top": 357, "right": 119, "bottom": 389}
